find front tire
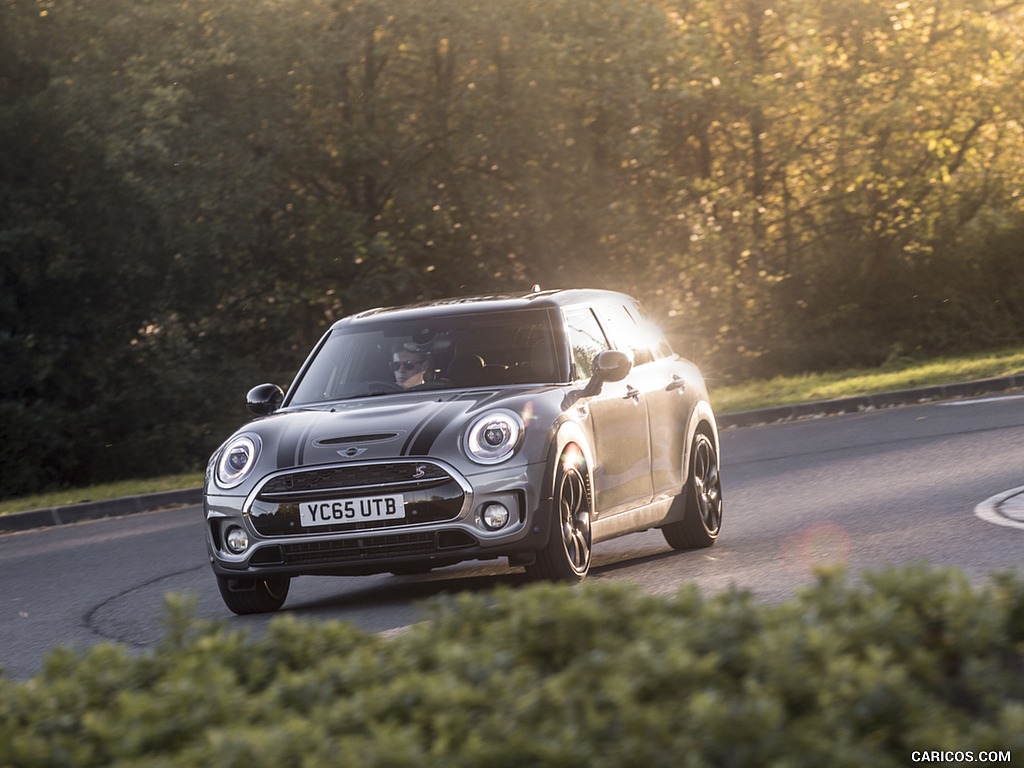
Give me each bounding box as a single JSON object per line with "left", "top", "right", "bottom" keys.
{"left": 526, "top": 450, "right": 592, "bottom": 582}
{"left": 662, "top": 432, "right": 723, "bottom": 550}
{"left": 216, "top": 574, "right": 290, "bottom": 614}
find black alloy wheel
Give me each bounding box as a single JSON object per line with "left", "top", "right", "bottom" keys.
{"left": 662, "top": 432, "right": 723, "bottom": 550}
{"left": 527, "top": 451, "right": 592, "bottom": 581}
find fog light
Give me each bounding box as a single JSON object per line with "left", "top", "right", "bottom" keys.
{"left": 225, "top": 525, "right": 249, "bottom": 554}
{"left": 481, "top": 503, "right": 511, "bottom": 530}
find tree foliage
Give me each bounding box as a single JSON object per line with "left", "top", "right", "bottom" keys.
{"left": 2, "top": 0, "right": 1024, "bottom": 494}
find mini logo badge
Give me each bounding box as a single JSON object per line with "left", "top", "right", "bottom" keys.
{"left": 338, "top": 447, "right": 368, "bottom": 458}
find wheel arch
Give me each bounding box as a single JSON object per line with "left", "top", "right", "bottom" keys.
{"left": 544, "top": 418, "right": 596, "bottom": 504}
{"left": 525, "top": 417, "right": 596, "bottom": 581}
{"left": 682, "top": 399, "right": 720, "bottom": 486}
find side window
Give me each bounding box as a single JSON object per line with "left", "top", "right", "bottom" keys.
{"left": 625, "top": 302, "right": 674, "bottom": 360}
{"left": 564, "top": 308, "right": 610, "bottom": 380}
{"left": 597, "top": 304, "right": 655, "bottom": 366}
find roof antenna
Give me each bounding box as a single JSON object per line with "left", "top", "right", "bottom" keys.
{"left": 530, "top": 284, "right": 541, "bottom": 292}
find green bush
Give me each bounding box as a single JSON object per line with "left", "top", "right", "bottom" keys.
{"left": 1, "top": 565, "right": 1022, "bottom": 767}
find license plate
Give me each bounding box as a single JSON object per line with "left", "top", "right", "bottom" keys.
{"left": 299, "top": 494, "right": 406, "bottom": 528}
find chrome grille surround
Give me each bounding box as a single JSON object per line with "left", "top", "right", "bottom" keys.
{"left": 245, "top": 459, "right": 471, "bottom": 537}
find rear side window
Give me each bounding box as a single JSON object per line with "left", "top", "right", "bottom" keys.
{"left": 563, "top": 308, "right": 610, "bottom": 380}
{"left": 596, "top": 302, "right": 673, "bottom": 366}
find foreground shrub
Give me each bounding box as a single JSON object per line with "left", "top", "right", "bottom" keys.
{"left": 1, "top": 564, "right": 1022, "bottom": 767}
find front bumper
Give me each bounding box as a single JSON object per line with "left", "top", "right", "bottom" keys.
{"left": 205, "top": 458, "right": 553, "bottom": 577}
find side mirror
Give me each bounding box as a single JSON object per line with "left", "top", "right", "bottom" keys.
{"left": 571, "top": 350, "right": 632, "bottom": 402}
{"left": 246, "top": 383, "right": 284, "bottom": 416}
{"left": 593, "top": 349, "right": 632, "bottom": 384}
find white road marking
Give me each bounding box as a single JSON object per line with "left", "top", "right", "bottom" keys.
{"left": 939, "top": 394, "right": 1024, "bottom": 406}
{"left": 975, "top": 486, "right": 1024, "bottom": 531}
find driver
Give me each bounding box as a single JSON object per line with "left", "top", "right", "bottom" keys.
{"left": 391, "top": 348, "right": 430, "bottom": 389}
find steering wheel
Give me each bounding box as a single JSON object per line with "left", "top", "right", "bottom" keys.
{"left": 361, "top": 381, "right": 404, "bottom": 394}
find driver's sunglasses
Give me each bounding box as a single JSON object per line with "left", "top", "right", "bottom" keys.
{"left": 391, "top": 360, "right": 425, "bottom": 372}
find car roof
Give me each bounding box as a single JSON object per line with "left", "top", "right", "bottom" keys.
{"left": 332, "top": 288, "right": 636, "bottom": 328}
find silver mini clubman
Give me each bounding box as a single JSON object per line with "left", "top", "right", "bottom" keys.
{"left": 204, "top": 289, "right": 723, "bottom": 613}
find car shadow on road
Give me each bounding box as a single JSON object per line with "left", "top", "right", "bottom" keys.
{"left": 279, "top": 542, "right": 699, "bottom": 619}
{"left": 282, "top": 566, "right": 529, "bottom": 615}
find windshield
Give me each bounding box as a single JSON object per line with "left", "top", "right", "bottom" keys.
{"left": 287, "top": 308, "right": 567, "bottom": 405}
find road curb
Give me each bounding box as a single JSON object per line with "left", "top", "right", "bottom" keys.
{"left": 0, "top": 488, "right": 202, "bottom": 535}
{"left": 3, "top": 374, "right": 1022, "bottom": 534}
{"left": 716, "top": 374, "right": 1024, "bottom": 429}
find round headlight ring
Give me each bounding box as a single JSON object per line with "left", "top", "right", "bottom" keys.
{"left": 216, "top": 435, "right": 261, "bottom": 489}
{"left": 465, "top": 410, "right": 524, "bottom": 465}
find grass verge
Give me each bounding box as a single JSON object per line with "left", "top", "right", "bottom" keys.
{"left": 3, "top": 346, "right": 1023, "bottom": 516}
{"left": 709, "top": 345, "right": 1024, "bottom": 413}
{"left": 0, "top": 473, "right": 205, "bottom": 516}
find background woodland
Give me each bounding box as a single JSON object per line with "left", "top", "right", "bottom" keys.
{"left": 2, "top": 0, "right": 1023, "bottom": 496}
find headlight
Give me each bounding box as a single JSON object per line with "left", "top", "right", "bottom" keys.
{"left": 464, "top": 410, "right": 524, "bottom": 465}
{"left": 216, "top": 435, "right": 261, "bottom": 488}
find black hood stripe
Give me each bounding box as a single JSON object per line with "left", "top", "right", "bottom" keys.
{"left": 276, "top": 422, "right": 301, "bottom": 469}
{"left": 276, "top": 389, "right": 543, "bottom": 466}
{"left": 402, "top": 391, "right": 497, "bottom": 456}
{"left": 276, "top": 417, "right": 318, "bottom": 468}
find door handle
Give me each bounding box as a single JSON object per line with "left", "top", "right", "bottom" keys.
{"left": 623, "top": 385, "right": 640, "bottom": 401}
{"left": 666, "top": 375, "right": 686, "bottom": 393}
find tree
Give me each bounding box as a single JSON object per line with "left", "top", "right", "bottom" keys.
{"left": 0, "top": 1, "right": 171, "bottom": 493}
{"left": 3, "top": 0, "right": 1024, "bottom": 494}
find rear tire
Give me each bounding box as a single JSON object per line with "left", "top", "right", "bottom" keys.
{"left": 216, "top": 574, "right": 290, "bottom": 614}
{"left": 662, "top": 432, "right": 722, "bottom": 550}
{"left": 525, "top": 450, "right": 592, "bottom": 582}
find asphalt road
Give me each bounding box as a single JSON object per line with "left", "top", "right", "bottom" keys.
{"left": 2, "top": 394, "right": 1023, "bottom": 681}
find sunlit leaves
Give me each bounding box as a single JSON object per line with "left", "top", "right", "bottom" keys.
{"left": 4, "top": 0, "right": 1024, "bottom": 492}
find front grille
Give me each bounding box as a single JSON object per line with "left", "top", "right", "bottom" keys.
{"left": 249, "top": 461, "right": 466, "bottom": 537}
{"left": 259, "top": 462, "right": 451, "bottom": 497}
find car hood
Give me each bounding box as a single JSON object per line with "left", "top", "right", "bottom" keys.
{"left": 217, "top": 387, "right": 564, "bottom": 491}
